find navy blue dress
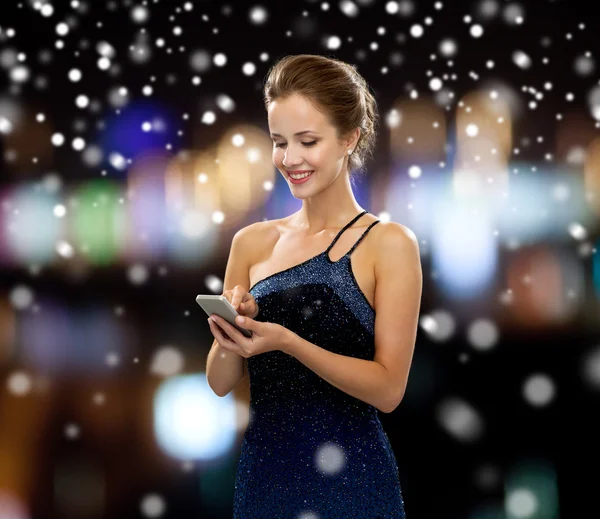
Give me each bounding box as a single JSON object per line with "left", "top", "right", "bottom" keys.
{"left": 233, "top": 210, "right": 407, "bottom": 518}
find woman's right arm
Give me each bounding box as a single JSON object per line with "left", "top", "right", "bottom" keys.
{"left": 206, "top": 224, "right": 257, "bottom": 397}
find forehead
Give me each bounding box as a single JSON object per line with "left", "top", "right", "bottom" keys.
{"left": 268, "top": 94, "right": 332, "bottom": 134}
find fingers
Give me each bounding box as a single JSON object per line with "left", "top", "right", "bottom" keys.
{"left": 208, "top": 318, "right": 233, "bottom": 344}
{"left": 210, "top": 315, "right": 244, "bottom": 343}
{"left": 231, "top": 285, "right": 245, "bottom": 311}
{"left": 222, "top": 289, "right": 234, "bottom": 310}
{"left": 232, "top": 286, "right": 254, "bottom": 312}
{"left": 208, "top": 318, "right": 222, "bottom": 341}
{"left": 209, "top": 321, "right": 237, "bottom": 353}
{"left": 224, "top": 287, "right": 256, "bottom": 317}
{"left": 223, "top": 288, "right": 242, "bottom": 311}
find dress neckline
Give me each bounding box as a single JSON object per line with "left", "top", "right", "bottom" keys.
{"left": 249, "top": 210, "right": 369, "bottom": 292}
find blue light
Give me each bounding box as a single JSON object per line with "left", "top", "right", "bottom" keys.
{"left": 154, "top": 374, "right": 239, "bottom": 461}
{"left": 99, "top": 100, "right": 177, "bottom": 167}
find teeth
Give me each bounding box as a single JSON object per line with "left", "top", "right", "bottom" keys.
{"left": 290, "top": 171, "right": 313, "bottom": 179}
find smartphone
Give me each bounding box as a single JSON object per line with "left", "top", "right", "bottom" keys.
{"left": 195, "top": 294, "right": 253, "bottom": 338}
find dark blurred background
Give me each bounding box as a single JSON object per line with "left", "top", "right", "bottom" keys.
{"left": 0, "top": 0, "right": 599, "bottom": 517}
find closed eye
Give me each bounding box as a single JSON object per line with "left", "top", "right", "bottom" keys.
{"left": 274, "top": 141, "right": 317, "bottom": 148}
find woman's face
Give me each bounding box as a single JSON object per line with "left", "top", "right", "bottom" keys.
{"left": 267, "top": 94, "right": 352, "bottom": 192}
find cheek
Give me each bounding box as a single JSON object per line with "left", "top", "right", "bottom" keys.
{"left": 307, "top": 149, "right": 326, "bottom": 166}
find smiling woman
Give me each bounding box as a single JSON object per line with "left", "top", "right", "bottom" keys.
{"left": 224, "top": 54, "right": 417, "bottom": 519}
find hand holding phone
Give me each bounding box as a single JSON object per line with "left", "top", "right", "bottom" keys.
{"left": 196, "top": 295, "right": 253, "bottom": 338}
{"left": 223, "top": 285, "right": 259, "bottom": 319}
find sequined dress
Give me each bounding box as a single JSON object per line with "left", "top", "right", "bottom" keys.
{"left": 233, "top": 210, "right": 407, "bottom": 518}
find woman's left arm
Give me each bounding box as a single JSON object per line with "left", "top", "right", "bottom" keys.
{"left": 282, "top": 334, "right": 394, "bottom": 413}
{"left": 283, "top": 222, "right": 423, "bottom": 414}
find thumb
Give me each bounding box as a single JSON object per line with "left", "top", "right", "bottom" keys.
{"left": 236, "top": 315, "right": 253, "bottom": 327}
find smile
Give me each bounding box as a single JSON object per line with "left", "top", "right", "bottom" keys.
{"left": 287, "top": 170, "right": 314, "bottom": 184}
{"left": 288, "top": 171, "right": 313, "bottom": 179}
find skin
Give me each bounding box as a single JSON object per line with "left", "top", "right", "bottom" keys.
{"left": 268, "top": 93, "right": 364, "bottom": 234}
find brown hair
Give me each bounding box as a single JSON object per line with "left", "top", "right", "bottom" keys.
{"left": 263, "top": 54, "right": 379, "bottom": 185}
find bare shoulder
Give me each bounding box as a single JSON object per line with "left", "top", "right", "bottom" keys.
{"left": 376, "top": 221, "right": 418, "bottom": 243}
{"left": 239, "top": 218, "right": 281, "bottom": 241}
{"left": 373, "top": 222, "right": 420, "bottom": 273}
{"left": 235, "top": 219, "right": 280, "bottom": 262}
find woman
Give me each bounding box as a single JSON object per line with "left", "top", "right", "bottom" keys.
{"left": 207, "top": 54, "right": 422, "bottom": 518}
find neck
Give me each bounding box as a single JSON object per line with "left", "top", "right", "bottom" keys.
{"left": 292, "top": 207, "right": 365, "bottom": 235}
{"left": 291, "top": 165, "right": 366, "bottom": 234}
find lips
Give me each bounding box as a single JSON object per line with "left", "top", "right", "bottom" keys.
{"left": 286, "top": 170, "right": 314, "bottom": 184}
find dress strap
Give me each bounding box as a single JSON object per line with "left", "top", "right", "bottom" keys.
{"left": 346, "top": 219, "right": 380, "bottom": 256}
{"left": 325, "top": 210, "right": 373, "bottom": 255}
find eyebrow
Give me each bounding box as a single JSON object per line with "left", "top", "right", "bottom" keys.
{"left": 270, "top": 130, "right": 318, "bottom": 137}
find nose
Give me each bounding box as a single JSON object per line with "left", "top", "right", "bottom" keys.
{"left": 282, "top": 145, "right": 302, "bottom": 168}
